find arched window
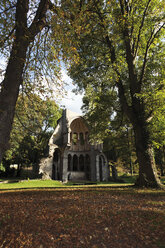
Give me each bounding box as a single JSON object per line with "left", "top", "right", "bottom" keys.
{"left": 80, "top": 133, "right": 84, "bottom": 145}
{"left": 72, "top": 133, "right": 78, "bottom": 145}
{"left": 52, "top": 149, "right": 60, "bottom": 180}
{"left": 85, "top": 132, "right": 89, "bottom": 143}
{"left": 79, "top": 155, "right": 84, "bottom": 171}
{"left": 73, "top": 154, "right": 78, "bottom": 171}
{"left": 53, "top": 149, "right": 59, "bottom": 162}
{"left": 86, "top": 154, "right": 90, "bottom": 171}
{"left": 85, "top": 154, "right": 91, "bottom": 180}
{"left": 68, "top": 154, "right": 72, "bottom": 171}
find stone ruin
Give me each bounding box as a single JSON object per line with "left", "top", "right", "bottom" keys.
{"left": 39, "top": 109, "right": 109, "bottom": 182}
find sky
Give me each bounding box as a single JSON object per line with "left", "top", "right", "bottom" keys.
{"left": 60, "top": 70, "right": 83, "bottom": 114}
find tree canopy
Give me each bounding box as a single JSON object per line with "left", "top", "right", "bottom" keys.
{"left": 3, "top": 93, "right": 62, "bottom": 175}
{"left": 0, "top": 0, "right": 74, "bottom": 162}
{"left": 65, "top": 0, "right": 165, "bottom": 188}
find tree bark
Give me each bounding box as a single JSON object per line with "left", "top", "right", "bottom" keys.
{"left": 0, "top": 42, "right": 29, "bottom": 163}
{"left": 131, "top": 103, "right": 163, "bottom": 188}
{"left": 116, "top": 70, "right": 163, "bottom": 188}
{"left": 0, "top": 0, "right": 29, "bottom": 163}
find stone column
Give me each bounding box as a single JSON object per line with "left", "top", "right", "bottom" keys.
{"left": 104, "top": 155, "right": 109, "bottom": 181}
{"left": 62, "top": 151, "right": 68, "bottom": 182}
{"left": 95, "top": 155, "right": 100, "bottom": 181}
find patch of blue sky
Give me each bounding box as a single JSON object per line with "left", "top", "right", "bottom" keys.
{"left": 60, "top": 69, "right": 83, "bottom": 114}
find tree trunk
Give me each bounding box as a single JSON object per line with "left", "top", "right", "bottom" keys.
{"left": 0, "top": 0, "right": 49, "bottom": 164}
{"left": 0, "top": 0, "right": 30, "bottom": 163}
{"left": 133, "top": 117, "right": 163, "bottom": 188}
{"left": 0, "top": 39, "right": 28, "bottom": 163}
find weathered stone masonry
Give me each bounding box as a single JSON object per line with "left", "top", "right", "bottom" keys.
{"left": 39, "top": 109, "right": 109, "bottom": 182}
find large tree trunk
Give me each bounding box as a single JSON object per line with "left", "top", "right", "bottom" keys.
{"left": 0, "top": 0, "right": 29, "bottom": 163}
{"left": 117, "top": 79, "right": 163, "bottom": 188}
{"left": 132, "top": 109, "right": 163, "bottom": 188}
{"left": 0, "top": 41, "right": 29, "bottom": 163}
{"left": 0, "top": 0, "right": 50, "bottom": 163}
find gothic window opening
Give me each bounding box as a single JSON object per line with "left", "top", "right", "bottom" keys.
{"left": 52, "top": 149, "right": 60, "bottom": 180}
{"left": 73, "top": 154, "right": 78, "bottom": 171}
{"left": 85, "top": 154, "right": 91, "bottom": 179}
{"left": 68, "top": 154, "right": 72, "bottom": 171}
{"left": 79, "top": 155, "right": 84, "bottom": 171}
{"left": 85, "top": 132, "right": 89, "bottom": 143}
{"left": 72, "top": 133, "right": 78, "bottom": 145}
{"left": 80, "top": 133, "right": 84, "bottom": 145}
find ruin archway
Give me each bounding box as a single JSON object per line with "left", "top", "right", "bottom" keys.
{"left": 79, "top": 155, "right": 84, "bottom": 171}
{"left": 99, "top": 155, "right": 105, "bottom": 181}
{"left": 99, "top": 157, "right": 103, "bottom": 181}
{"left": 52, "top": 149, "right": 61, "bottom": 180}
{"left": 68, "top": 154, "right": 72, "bottom": 171}
{"left": 85, "top": 154, "right": 91, "bottom": 180}
{"left": 73, "top": 154, "right": 78, "bottom": 171}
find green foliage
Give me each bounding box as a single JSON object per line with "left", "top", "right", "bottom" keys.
{"left": 3, "top": 93, "right": 62, "bottom": 170}
{"left": 0, "top": 1, "right": 62, "bottom": 89}
{"left": 56, "top": 0, "right": 165, "bottom": 187}
{"left": 104, "top": 123, "right": 137, "bottom": 171}
{"left": 0, "top": 162, "right": 5, "bottom": 172}
{"left": 65, "top": 0, "right": 165, "bottom": 153}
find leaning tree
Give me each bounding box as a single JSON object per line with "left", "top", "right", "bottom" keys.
{"left": 0, "top": 0, "right": 77, "bottom": 163}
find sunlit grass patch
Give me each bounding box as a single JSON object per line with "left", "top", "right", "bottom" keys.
{"left": 0, "top": 179, "right": 64, "bottom": 190}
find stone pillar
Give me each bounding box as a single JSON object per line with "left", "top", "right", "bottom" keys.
{"left": 62, "top": 151, "right": 68, "bottom": 182}
{"left": 68, "top": 128, "right": 71, "bottom": 144}
{"left": 102, "top": 154, "right": 109, "bottom": 181}
{"left": 95, "top": 155, "right": 100, "bottom": 181}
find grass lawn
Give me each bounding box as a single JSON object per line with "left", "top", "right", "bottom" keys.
{"left": 0, "top": 187, "right": 165, "bottom": 248}
{"left": 0, "top": 175, "right": 164, "bottom": 190}
{"left": 0, "top": 178, "right": 135, "bottom": 190}
{"left": 0, "top": 179, "right": 64, "bottom": 190}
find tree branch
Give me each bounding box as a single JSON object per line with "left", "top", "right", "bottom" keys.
{"left": 139, "top": 22, "right": 165, "bottom": 86}
{"left": 134, "top": 0, "right": 151, "bottom": 58}
{"left": 28, "top": 0, "right": 50, "bottom": 42}
{"left": 94, "top": 1, "right": 133, "bottom": 120}
{"left": 0, "top": 4, "right": 16, "bottom": 14}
